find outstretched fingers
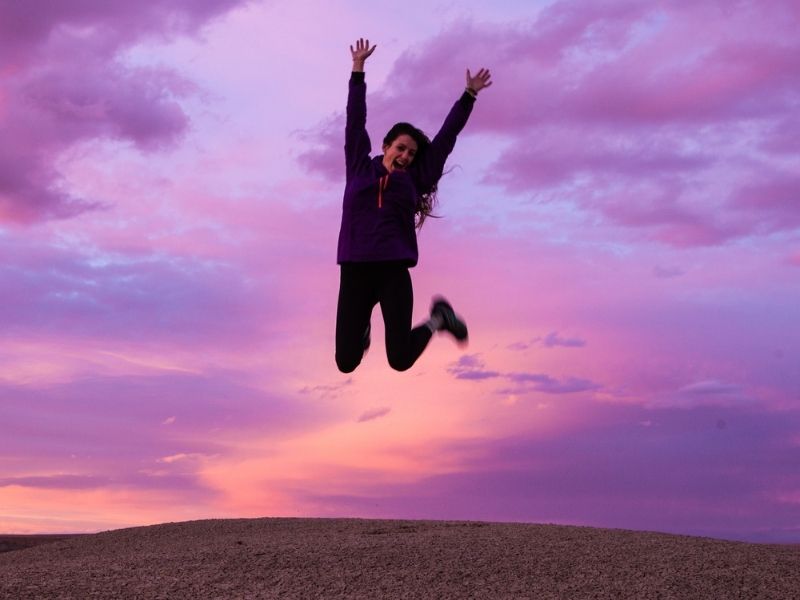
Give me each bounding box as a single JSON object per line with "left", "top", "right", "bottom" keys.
{"left": 350, "top": 38, "right": 377, "bottom": 61}
{"left": 466, "top": 67, "right": 493, "bottom": 93}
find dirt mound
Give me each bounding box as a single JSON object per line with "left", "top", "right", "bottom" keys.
{"left": 1, "top": 518, "right": 798, "bottom": 599}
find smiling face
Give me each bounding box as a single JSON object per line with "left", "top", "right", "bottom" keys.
{"left": 382, "top": 134, "right": 418, "bottom": 173}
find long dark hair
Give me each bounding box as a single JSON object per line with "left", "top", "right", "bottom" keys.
{"left": 383, "top": 122, "right": 439, "bottom": 229}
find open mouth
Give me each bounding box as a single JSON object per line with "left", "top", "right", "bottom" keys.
{"left": 393, "top": 161, "right": 407, "bottom": 171}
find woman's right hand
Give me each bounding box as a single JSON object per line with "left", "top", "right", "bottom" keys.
{"left": 350, "top": 38, "right": 376, "bottom": 71}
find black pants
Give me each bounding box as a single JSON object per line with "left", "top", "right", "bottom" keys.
{"left": 336, "top": 262, "right": 433, "bottom": 373}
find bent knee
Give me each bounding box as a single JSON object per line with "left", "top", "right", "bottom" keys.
{"left": 336, "top": 354, "right": 361, "bottom": 374}
{"left": 388, "top": 357, "right": 413, "bottom": 372}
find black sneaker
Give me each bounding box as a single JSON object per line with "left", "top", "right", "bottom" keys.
{"left": 431, "top": 296, "right": 468, "bottom": 343}
{"left": 363, "top": 322, "right": 371, "bottom": 353}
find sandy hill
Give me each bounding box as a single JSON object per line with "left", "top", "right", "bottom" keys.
{"left": 1, "top": 518, "right": 798, "bottom": 599}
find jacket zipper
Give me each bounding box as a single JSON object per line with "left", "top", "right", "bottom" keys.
{"left": 378, "top": 175, "right": 389, "bottom": 208}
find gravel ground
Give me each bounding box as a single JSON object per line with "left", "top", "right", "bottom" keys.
{"left": 1, "top": 518, "right": 798, "bottom": 599}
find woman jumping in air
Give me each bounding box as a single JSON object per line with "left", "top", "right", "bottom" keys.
{"left": 336, "top": 38, "right": 492, "bottom": 373}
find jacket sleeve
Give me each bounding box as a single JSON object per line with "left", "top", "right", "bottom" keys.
{"left": 344, "top": 72, "right": 372, "bottom": 180}
{"left": 415, "top": 91, "right": 475, "bottom": 191}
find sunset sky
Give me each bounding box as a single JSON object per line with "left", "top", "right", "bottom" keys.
{"left": 2, "top": 0, "right": 799, "bottom": 542}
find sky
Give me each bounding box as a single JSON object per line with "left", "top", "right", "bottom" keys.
{"left": 1, "top": 0, "right": 799, "bottom": 543}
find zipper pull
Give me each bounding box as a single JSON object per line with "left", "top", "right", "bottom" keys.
{"left": 378, "top": 175, "right": 389, "bottom": 208}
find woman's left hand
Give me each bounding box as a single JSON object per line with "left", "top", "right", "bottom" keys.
{"left": 466, "top": 68, "right": 492, "bottom": 94}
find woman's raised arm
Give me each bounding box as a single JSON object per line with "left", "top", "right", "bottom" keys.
{"left": 345, "top": 39, "right": 377, "bottom": 179}
{"left": 415, "top": 66, "right": 493, "bottom": 190}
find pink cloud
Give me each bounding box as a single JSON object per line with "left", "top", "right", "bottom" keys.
{"left": 357, "top": 407, "right": 392, "bottom": 423}
{"left": 292, "top": 400, "right": 800, "bottom": 542}
{"left": 0, "top": 475, "right": 109, "bottom": 490}
{"left": 0, "top": 369, "right": 333, "bottom": 504}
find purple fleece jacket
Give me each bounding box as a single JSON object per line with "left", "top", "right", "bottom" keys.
{"left": 336, "top": 71, "right": 475, "bottom": 267}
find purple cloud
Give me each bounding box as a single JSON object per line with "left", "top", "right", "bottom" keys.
{"left": 596, "top": 188, "right": 748, "bottom": 247}
{"left": 504, "top": 373, "right": 600, "bottom": 395}
{"left": 541, "top": 332, "right": 586, "bottom": 348}
{"left": 294, "top": 114, "right": 343, "bottom": 182}
{"left": 507, "top": 341, "right": 531, "bottom": 351}
{"left": 0, "top": 1, "right": 247, "bottom": 67}
{"left": 648, "top": 380, "right": 752, "bottom": 408}
{"left": 0, "top": 0, "right": 249, "bottom": 224}
{"left": 653, "top": 265, "right": 685, "bottom": 279}
{"left": 761, "top": 116, "right": 800, "bottom": 155}
{"left": 678, "top": 380, "right": 742, "bottom": 396}
{"left": 447, "top": 354, "right": 502, "bottom": 380}
{"left": 730, "top": 175, "right": 800, "bottom": 234}
{"left": 447, "top": 355, "right": 600, "bottom": 394}
{"left": 299, "top": 379, "right": 354, "bottom": 401}
{"left": 0, "top": 235, "right": 270, "bottom": 345}
{"left": 482, "top": 129, "right": 712, "bottom": 191}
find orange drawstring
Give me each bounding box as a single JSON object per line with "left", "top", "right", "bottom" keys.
{"left": 378, "top": 175, "right": 389, "bottom": 208}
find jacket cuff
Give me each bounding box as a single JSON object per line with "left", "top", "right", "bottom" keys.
{"left": 350, "top": 71, "right": 366, "bottom": 84}
{"left": 459, "top": 90, "right": 477, "bottom": 105}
